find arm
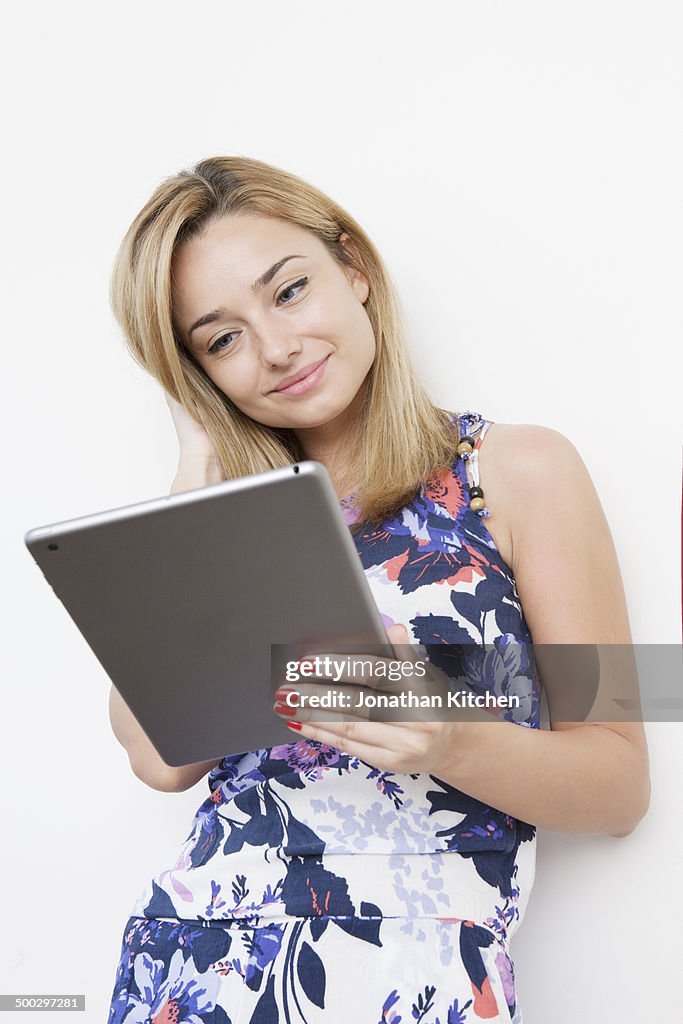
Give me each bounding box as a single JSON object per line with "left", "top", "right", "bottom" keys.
{"left": 272, "top": 425, "right": 650, "bottom": 836}
{"left": 109, "top": 686, "right": 220, "bottom": 792}
{"left": 436, "top": 425, "right": 650, "bottom": 837}
{"left": 108, "top": 394, "right": 224, "bottom": 791}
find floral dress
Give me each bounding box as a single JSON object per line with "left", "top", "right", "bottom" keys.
{"left": 109, "top": 413, "right": 541, "bottom": 1024}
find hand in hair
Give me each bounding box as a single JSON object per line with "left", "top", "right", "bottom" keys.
{"left": 165, "top": 393, "right": 223, "bottom": 493}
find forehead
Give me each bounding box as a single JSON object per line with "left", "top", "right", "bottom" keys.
{"left": 172, "top": 214, "right": 330, "bottom": 331}
{"left": 174, "top": 214, "right": 324, "bottom": 289}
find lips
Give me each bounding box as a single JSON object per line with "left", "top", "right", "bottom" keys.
{"left": 271, "top": 355, "right": 329, "bottom": 393}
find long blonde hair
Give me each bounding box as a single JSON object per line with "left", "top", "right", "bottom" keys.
{"left": 111, "top": 156, "right": 458, "bottom": 524}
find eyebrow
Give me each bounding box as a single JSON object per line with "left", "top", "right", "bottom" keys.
{"left": 186, "top": 254, "right": 305, "bottom": 343}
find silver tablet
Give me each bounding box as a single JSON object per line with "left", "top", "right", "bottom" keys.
{"left": 25, "top": 462, "right": 388, "bottom": 765}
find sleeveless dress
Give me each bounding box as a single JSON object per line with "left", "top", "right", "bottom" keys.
{"left": 108, "top": 412, "right": 541, "bottom": 1024}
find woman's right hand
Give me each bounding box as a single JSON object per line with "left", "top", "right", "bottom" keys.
{"left": 165, "top": 393, "right": 223, "bottom": 492}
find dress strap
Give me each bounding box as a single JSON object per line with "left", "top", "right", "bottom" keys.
{"left": 455, "top": 411, "right": 491, "bottom": 519}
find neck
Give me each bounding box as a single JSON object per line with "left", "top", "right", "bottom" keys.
{"left": 294, "top": 392, "right": 364, "bottom": 501}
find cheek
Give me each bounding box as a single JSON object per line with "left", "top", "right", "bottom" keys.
{"left": 362, "top": 315, "right": 377, "bottom": 363}
{"left": 348, "top": 306, "right": 376, "bottom": 369}
{"left": 304, "top": 288, "right": 370, "bottom": 345}
{"left": 296, "top": 294, "right": 338, "bottom": 338}
{"left": 205, "top": 356, "right": 256, "bottom": 407}
{"left": 319, "top": 295, "right": 376, "bottom": 365}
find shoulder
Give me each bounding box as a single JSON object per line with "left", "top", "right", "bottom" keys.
{"left": 480, "top": 422, "right": 586, "bottom": 478}
{"left": 479, "top": 422, "right": 594, "bottom": 509}
{"left": 476, "top": 423, "right": 604, "bottom": 574}
{"left": 477, "top": 421, "right": 632, "bottom": 644}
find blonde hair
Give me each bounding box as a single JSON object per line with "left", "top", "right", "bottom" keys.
{"left": 111, "top": 156, "right": 458, "bottom": 524}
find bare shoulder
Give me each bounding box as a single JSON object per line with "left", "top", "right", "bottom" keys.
{"left": 480, "top": 422, "right": 587, "bottom": 485}
{"left": 479, "top": 421, "right": 631, "bottom": 645}
{"left": 479, "top": 423, "right": 597, "bottom": 521}
{"left": 476, "top": 423, "right": 593, "bottom": 571}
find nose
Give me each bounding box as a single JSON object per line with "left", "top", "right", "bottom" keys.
{"left": 256, "top": 319, "right": 303, "bottom": 367}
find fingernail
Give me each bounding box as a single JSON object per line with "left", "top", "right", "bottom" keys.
{"left": 274, "top": 702, "right": 297, "bottom": 718}
{"left": 275, "top": 687, "right": 298, "bottom": 703}
{"left": 286, "top": 722, "right": 303, "bottom": 731}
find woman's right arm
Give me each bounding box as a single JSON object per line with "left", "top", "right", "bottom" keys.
{"left": 109, "top": 687, "right": 220, "bottom": 791}
{"left": 108, "top": 394, "right": 225, "bottom": 791}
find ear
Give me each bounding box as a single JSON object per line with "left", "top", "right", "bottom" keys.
{"left": 339, "top": 232, "right": 370, "bottom": 304}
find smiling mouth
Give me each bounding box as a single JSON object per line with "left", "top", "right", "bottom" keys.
{"left": 271, "top": 355, "right": 330, "bottom": 396}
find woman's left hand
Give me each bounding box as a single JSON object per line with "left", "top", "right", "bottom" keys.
{"left": 272, "top": 624, "right": 467, "bottom": 776}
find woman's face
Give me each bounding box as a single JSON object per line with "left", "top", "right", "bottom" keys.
{"left": 172, "top": 214, "right": 375, "bottom": 436}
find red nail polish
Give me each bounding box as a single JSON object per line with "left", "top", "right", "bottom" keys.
{"left": 274, "top": 702, "right": 297, "bottom": 718}
{"left": 287, "top": 721, "right": 303, "bottom": 731}
{"left": 275, "top": 687, "right": 298, "bottom": 703}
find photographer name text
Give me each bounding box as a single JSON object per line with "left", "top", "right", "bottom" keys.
{"left": 283, "top": 656, "right": 519, "bottom": 711}
{"left": 282, "top": 690, "right": 518, "bottom": 710}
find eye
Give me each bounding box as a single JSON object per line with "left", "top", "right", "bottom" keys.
{"left": 277, "top": 277, "right": 309, "bottom": 305}
{"left": 207, "top": 331, "right": 239, "bottom": 356}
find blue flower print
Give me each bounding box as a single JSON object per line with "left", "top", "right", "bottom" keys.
{"left": 122, "top": 949, "right": 223, "bottom": 1024}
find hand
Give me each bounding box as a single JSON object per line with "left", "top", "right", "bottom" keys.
{"left": 272, "top": 624, "right": 469, "bottom": 776}
{"left": 165, "top": 393, "right": 223, "bottom": 491}
{"left": 165, "top": 392, "right": 218, "bottom": 462}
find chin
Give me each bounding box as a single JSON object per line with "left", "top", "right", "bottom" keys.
{"left": 279, "top": 393, "right": 357, "bottom": 430}
{"left": 287, "top": 407, "right": 348, "bottom": 430}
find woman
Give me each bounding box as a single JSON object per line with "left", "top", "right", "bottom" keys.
{"left": 108, "top": 157, "right": 649, "bottom": 1023}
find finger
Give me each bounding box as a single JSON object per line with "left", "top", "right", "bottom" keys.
{"left": 281, "top": 709, "right": 363, "bottom": 727}
{"left": 274, "top": 701, "right": 370, "bottom": 726}
{"left": 273, "top": 683, "right": 371, "bottom": 720}
{"left": 297, "top": 654, "right": 392, "bottom": 685}
{"left": 275, "top": 680, "right": 457, "bottom": 727}
{"left": 285, "top": 717, "right": 408, "bottom": 754}
{"left": 386, "top": 623, "right": 410, "bottom": 645}
{"left": 280, "top": 656, "right": 445, "bottom": 704}
{"left": 294, "top": 654, "right": 424, "bottom": 695}
{"left": 286, "top": 719, "right": 433, "bottom": 775}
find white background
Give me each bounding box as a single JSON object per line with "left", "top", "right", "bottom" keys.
{"left": 1, "top": 1, "right": 681, "bottom": 1021}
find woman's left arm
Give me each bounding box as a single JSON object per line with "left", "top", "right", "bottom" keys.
{"left": 435, "top": 424, "right": 651, "bottom": 837}
{"left": 282, "top": 426, "right": 651, "bottom": 837}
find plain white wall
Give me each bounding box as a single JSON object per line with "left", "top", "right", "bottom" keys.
{"left": 2, "top": 1, "right": 681, "bottom": 1020}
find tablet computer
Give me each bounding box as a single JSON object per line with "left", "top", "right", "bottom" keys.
{"left": 25, "top": 462, "right": 389, "bottom": 765}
